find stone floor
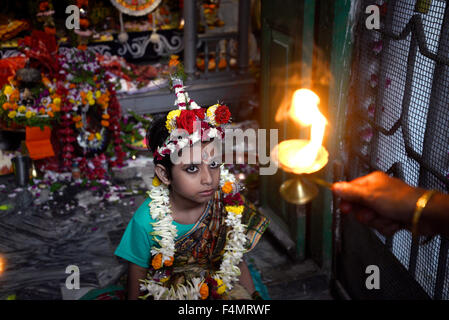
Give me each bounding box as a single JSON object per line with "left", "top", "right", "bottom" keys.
{"left": 245, "top": 233, "right": 333, "bottom": 300}
{"left": 0, "top": 160, "right": 333, "bottom": 300}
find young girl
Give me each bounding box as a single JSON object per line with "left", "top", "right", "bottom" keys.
{"left": 114, "top": 80, "right": 269, "bottom": 300}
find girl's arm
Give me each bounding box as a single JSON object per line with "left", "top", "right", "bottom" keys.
{"left": 127, "top": 262, "right": 148, "bottom": 300}
{"left": 238, "top": 260, "right": 255, "bottom": 295}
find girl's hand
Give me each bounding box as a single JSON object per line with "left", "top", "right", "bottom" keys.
{"left": 332, "top": 171, "right": 424, "bottom": 236}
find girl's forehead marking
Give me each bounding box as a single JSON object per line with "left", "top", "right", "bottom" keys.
{"left": 178, "top": 149, "right": 221, "bottom": 165}
{"left": 178, "top": 141, "right": 220, "bottom": 164}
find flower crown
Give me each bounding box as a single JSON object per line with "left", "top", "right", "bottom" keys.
{"left": 153, "top": 78, "right": 232, "bottom": 160}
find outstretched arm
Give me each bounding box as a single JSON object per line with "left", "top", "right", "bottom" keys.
{"left": 332, "top": 171, "right": 449, "bottom": 237}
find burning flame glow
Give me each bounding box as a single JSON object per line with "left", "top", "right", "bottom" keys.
{"left": 0, "top": 256, "right": 4, "bottom": 275}
{"left": 274, "top": 89, "right": 329, "bottom": 174}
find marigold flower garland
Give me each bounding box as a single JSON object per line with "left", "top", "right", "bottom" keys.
{"left": 0, "top": 75, "right": 62, "bottom": 127}
{"left": 139, "top": 166, "right": 248, "bottom": 300}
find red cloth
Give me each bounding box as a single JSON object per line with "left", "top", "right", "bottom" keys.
{"left": 18, "top": 30, "right": 59, "bottom": 77}
{"left": 0, "top": 56, "right": 27, "bottom": 87}
{"left": 25, "top": 126, "right": 55, "bottom": 160}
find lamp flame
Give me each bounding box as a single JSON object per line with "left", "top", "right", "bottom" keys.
{"left": 0, "top": 256, "right": 4, "bottom": 275}
{"left": 273, "top": 89, "right": 329, "bottom": 174}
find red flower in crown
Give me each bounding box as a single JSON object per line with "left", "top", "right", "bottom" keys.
{"left": 194, "top": 108, "right": 206, "bottom": 120}
{"left": 176, "top": 110, "right": 197, "bottom": 134}
{"left": 215, "top": 105, "right": 231, "bottom": 124}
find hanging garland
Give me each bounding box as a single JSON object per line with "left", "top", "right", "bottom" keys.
{"left": 58, "top": 49, "right": 111, "bottom": 153}
{"left": 55, "top": 48, "right": 124, "bottom": 175}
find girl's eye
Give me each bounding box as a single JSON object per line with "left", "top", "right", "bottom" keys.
{"left": 209, "top": 161, "right": 221, "bottom": 169}
{"left": 186, "top": 165, "right": 198, "bottom": 173}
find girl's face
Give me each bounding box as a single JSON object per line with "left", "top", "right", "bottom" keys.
{"left": 168, "top": 141, "right": 221, "bottom": 204}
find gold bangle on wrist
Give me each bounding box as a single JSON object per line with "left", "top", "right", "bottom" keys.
{"left": 411, "top": 190, "right": 437, "bottom": 239}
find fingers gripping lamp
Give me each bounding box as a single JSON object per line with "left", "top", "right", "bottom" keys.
{"left": 270, "top": 89, "right": 331, "bottom": 205}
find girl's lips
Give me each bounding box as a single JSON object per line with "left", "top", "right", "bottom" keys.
{"left": 199, "top": 189, "right": 215, "bottom": 196}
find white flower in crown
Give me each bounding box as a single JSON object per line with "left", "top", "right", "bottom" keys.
{"left": 190, "top": 130, "right": 201, "bottom": 144}
{"left": 207, "top": 127, "right": 218, "bottom": 139}
{"left": 167, "top": 143, "right": 177, "bottom": 153}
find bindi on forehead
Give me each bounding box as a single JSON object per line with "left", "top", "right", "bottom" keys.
{"left": 177, "top": 141, "right": 221, "bottom": 164}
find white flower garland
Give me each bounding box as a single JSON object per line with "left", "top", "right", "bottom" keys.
{"left": 139, "top": 166, "right": 248, "bottom": 300}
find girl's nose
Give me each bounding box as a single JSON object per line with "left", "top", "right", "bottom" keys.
{"left": 201, "top": 166, "right": 213, "bottom": 185}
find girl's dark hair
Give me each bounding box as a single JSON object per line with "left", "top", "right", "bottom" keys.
{"left": 147, "top": 113, "right": 173, "bottom": 180}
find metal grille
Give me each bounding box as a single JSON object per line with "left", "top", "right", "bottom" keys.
{"left": 347, "top": 0, "right": 449, "bottom": 299}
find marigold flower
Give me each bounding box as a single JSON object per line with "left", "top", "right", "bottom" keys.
{"left": 221, "top": 181, "right": 233, "bottom": 194}
{"left": 101, "top": 120, "right": 109, "bottom": 127}
{"left": 160, "top": 277, "right": 169, "bottom": 283}
{"left": 25, "top": 111, "right": 33, "bottom": 119}
{"left": 10, "top": 90, "right": 19, "bottom": 102}
{"left": 53, "top": 97, "right": 61, "bottom": 106}
{"left": 75, "top": 121, "right": 83, "bottom": 128}
{"left": 80, "top": 18, "right": 90, "bottom": 29}
{"left": 169, "top": 56, "right": 180, "bottom": 67}
{"left": 88, "top": 133, "right": 95, "bottom": 141}
{"left": 225, "top": 205, "right": 244, "bottom": 215}
{"left": 42, "top": 77, "right": 51, "bottom": 86}
{"left": 152, "top": 253, "right": 163, "bottom": 270}
{"left": 165, "top": 109, "right": 181, "bottom": 132}
{"left": 3, "top": 85, "right": 13, "bottom": 96}
{"left": 7, "top": 111, "right": 16, "bottom": 119}
{"left": 214, "top": 278, "right": 226, "bottom": 295}
{"left": 95, "top": 90, "right": 101, "bottom": 99}
{"left": 17, "top": 106, "right": 26, "bottom": 113}
{"left": 164, "top": 256, "right": 174, "bottom": 267}
{"left": 2, "top": 102, "right": 11, "bottom": 110}
{"left": 47, "top": 111, "right": 54, "bottom": 118}
{"left": 39, "top": 108, "right": 46, "bottom": 115}
{"left": 95, "top": 133, "right": 102, "bottom": 140}
{"left": 102, "top": 113, "right": 110, "bottom": 120}
{"left": 206, "top": 104, "right": 219, "bottom": 126}
{"left": 152, "top": 176, "right": 161, "bottom": 187}
{"left": 199, "top": 283, "right": 209, "bottom": 300}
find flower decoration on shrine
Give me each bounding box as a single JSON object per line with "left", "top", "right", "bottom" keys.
{"left": 0, "top": 75, "right": 62, "bottom": 127}
{"left": 58, "top": 49, "right": 118, "bottom": 155}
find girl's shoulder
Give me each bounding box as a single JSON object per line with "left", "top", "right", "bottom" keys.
{"left": 131, "top": 197, "right": 156, "bottom": 228}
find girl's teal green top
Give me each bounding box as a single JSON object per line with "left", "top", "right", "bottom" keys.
{"left": 114, "top": 197, "right": 194, "bottom": 268}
